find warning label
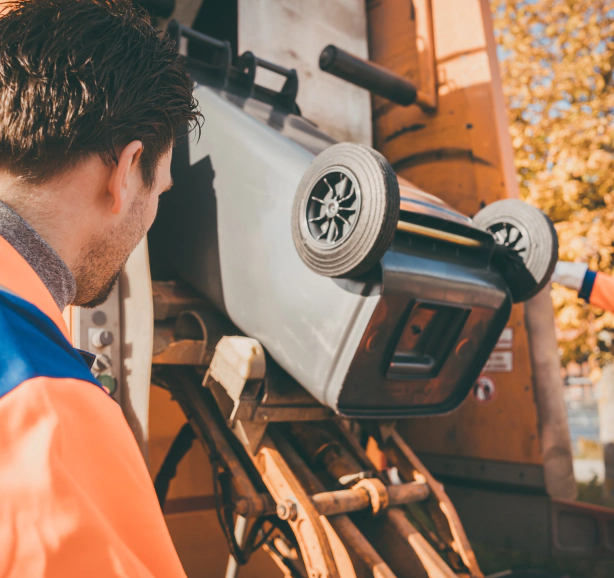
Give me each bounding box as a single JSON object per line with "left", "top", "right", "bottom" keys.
{"left": 473, "top": 375, "right": 497, "bottom": 404}
{"left": 483, "top": 351, "right": 513, "bottom": 372}
{"left": 495, "top": 327, "right": 514, "bottom": 349}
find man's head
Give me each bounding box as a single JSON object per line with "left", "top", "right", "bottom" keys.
{"left": 0, "top": 0, "right": 200, "bottom": 307}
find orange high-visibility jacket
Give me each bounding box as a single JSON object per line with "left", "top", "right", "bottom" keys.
{"left": 579, "top": 270, "right": 614, "bottom": 314}
{"left": 0, "top": 235, "right": 186, "bottom": 577}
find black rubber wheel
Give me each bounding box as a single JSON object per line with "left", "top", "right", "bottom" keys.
{"left": 473, "top": 199, "right": 558, "bottom": 303}
{"left": 292, "top": 143, "right": 400, "bottom": 278}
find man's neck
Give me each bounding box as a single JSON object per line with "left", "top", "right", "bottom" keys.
{"left": 0, "top": 201, "right": 76, "bottom": 310}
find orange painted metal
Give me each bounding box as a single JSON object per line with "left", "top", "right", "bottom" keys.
{"left": 368, "top": 0, "right": 544, "bottom": 468}
{"left": 368, "top": 0, "right": 519, "bottom": 216}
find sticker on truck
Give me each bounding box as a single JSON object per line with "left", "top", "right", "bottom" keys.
{"left": 473, "top": 375, "right": 497, "bottom": 404}
{"left": 483, "top": 351, "right": 513, "bottom": 372}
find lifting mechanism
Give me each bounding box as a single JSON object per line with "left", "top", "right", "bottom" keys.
{"left": 151, "top": 284, "right": 484, "bottom": 578}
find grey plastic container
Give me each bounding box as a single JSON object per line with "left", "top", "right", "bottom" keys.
{"left": 149, "top": 78, "right": 511, "bottom": 417}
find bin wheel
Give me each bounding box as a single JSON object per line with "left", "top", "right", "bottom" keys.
{"left": 473, "top": 199, "right": 558, "bottom": 303}
{"left": 292, "top": 143, "right": 399, "bottom": 278}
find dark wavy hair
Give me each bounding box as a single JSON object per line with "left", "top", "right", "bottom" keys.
{"left": 0, "top": 0, "right": 201, "bottom": 188}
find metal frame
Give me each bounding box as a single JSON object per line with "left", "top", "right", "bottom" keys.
{"left": 153, "top": 330, "right": 488, "bottom": 577}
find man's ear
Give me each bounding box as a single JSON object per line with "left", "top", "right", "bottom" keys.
{"left": 109, "top": 141, "right": 143, "bottom": 215}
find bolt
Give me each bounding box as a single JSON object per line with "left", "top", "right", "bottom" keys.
{"left": 276, "top": 500, "right": 297, "bottom": 521}
{"left": 234, "top": 499, "right": 249, "bottom": 516}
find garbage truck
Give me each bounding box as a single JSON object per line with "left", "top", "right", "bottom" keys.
{"left": 67, "top": 1, "right": 614, "bottom": 576}
{"left": 144, "top": 18, "right": 556, "bottom": 578}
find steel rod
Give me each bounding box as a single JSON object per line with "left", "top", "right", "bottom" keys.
{"left": 388, "top": 481, "right": 430, "bottom": 507}
{"left": 312, "top": 487, "right": 371, "bottom": 517}
{"left": 311, "top": 481, "right": 429, "bottom": 517}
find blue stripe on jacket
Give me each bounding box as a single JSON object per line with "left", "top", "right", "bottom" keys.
{"left": 578, "top": 270, "right": 597, "bottom": 302}
{"left": 0, "top": 288, "right": 101, "bottom": 399}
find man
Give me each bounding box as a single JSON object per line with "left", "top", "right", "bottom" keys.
{"left": 552, "top": 261, "right": 614, "bottom": 312}
{"left": 0, "top": 1, "right": 200, "bottom": 575}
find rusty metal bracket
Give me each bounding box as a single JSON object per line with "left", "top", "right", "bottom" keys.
{"left": 269, "top": 426, "right": 399, "bottom": 578}
{"left": 256, "top": 439, "right": 341, "bottom": 578}
{"left": 310, "top": 480, "right": 429, "bottom": 517}
{"left": 154, "top": 367, "right": 275, "bottom": 518}
{"left": 385, "top": 429, "right": 484, "bottom": 578}
{"left": 353, "top": 478, "right": 389, "bottom": 515}
{"left": 385, "top": 509, "right": 458, "bottom": 578}
{"left": 204, "top": 337, "right": 334, "bottom": 452}
{"left": 157, "top": 364, "right": 482, "bottom": 577}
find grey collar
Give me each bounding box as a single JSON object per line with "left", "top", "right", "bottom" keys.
{"left": 0, "top": 201, "right": 76, "bottom": 310}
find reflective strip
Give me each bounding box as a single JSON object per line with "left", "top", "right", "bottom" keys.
{"left": 579, "top": 269, "right": 597, "bottom": 302}
{"left": 397, "top": 220, "right": 483, "bottom": 248}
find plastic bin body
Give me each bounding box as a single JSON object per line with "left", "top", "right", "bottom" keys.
{"left": 150, "top": 81, "right": 510, "bottom": 417}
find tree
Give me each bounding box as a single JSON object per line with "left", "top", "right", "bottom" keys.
{"left": 492, "top": 0, "right": 614, "bottom": 369}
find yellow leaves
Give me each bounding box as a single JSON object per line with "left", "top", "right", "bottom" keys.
{"left": 568, "top": 157, "right": 587, "bottom": 179}
{"left": 587, "top": 149, "right": 614, "bottom": 171}
{"left": 492, "top": 0, "right": 614, "bottom": 365}
{"left": 561, "top": 180, "right": 580, "bottom": 204}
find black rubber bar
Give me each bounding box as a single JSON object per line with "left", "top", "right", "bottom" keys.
{"left": 319, "top": 44, "right": 418, "bottom": 106}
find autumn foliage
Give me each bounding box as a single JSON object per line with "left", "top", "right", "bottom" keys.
{"left": 492, "top": 0, "right": 614, "bottom": 368}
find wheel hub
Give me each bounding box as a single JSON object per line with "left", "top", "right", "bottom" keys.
{"left": 305, "top": 169, "right": 361, "bottom": 248}
{"left": 488, "top": 221, "right": 529, "bottom": 261}
{"left": 325, "top": 200, "right": 339, "bottom": 218}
